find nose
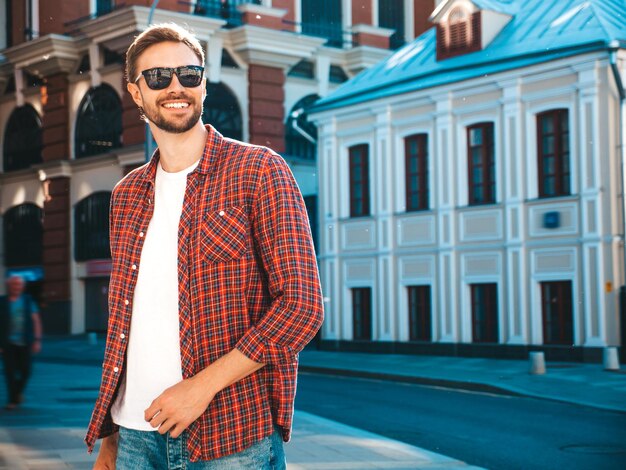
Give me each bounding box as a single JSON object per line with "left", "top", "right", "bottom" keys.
{"left": 166, "top": 72, "right": 186, "bottom": 92}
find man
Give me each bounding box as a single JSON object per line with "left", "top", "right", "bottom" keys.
{"left": 85, "top": 23, "right": 323, "bottom": 469}
{"left": 0, "top": 275, "right": 43, "bottom": 410}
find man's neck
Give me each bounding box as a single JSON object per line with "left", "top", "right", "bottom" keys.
{"left": 151, "top": 121, "right": 208, "bottom": 172}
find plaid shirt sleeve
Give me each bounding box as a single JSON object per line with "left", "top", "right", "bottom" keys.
{"left": 235, "top": 152, "right": 323, "bottom": 365}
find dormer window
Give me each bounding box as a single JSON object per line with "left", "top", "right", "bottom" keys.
{"left": 434, "top": 1, "right": 484, "bottom": 60}
{"left": 447, "top": 7, "right": 471, "bottom": 50}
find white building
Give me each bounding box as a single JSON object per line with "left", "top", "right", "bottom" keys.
{"left": 311, "top": 0, "right": 626, "bottom": 361}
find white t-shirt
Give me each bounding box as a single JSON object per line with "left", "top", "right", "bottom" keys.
{"left": 111, "top": 159, "right": 199, "bottom": 430}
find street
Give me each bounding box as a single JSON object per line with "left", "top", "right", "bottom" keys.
{"left": 295, "top": 372, "right": 626, "bottom": 470}
{"left": 0, "top": 343, "right": 478, "bottom": 469}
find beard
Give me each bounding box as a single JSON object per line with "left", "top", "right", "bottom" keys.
{"left": 141, "top": 92, "right": 203, "bottom": 134}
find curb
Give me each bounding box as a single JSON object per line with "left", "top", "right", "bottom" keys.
{"left": 298, "top": 365, "right": 626, "bottom": 416}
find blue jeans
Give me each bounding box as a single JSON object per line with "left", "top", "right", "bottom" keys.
{"left": 116, "top": 426, "right": 286, "bottom": 469}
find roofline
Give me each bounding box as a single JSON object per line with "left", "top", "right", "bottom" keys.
{"left": 311, "top": 40, "right": 616, "bottom": 114}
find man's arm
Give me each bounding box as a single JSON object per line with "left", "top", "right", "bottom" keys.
{"left": 92, "top": 432, "right": 118, "bottom": 469}
{"left": 31, "top": 309, "right": 43, "bottom": 354}
{"left": 144, "top": 349, "right": 263, "bottom": 438}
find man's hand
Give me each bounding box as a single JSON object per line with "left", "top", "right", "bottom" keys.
{"left": 144, "top": 376, "right": 215, "bottom": 439}
{"left": 93, "top": 433, "right": 118, "bottom": 469}
{"left": 31, "top": 340, "right": 41, "bottom": 354}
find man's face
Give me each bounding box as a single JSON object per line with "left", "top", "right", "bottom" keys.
{"left": 128, "top": 41, "right": 205, "bottom": 134}
{"left": 7, "top": 277, "right": 24, "bottom": 297}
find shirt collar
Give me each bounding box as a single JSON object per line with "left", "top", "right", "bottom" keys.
{"left": 140, "top": 124, "right": 224, "bottom": 182}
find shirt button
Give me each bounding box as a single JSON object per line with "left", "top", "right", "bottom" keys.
{"left": 132, "top": 264, "right": 137, "bottom": 270}
{"left": 219, "top": 210, "right": 225, "bottom": 216}
{"left": 113, "top": 367, "right": 119, "bottom": 373}
{"left": 120, "top": 333, "right": 125, "bottom": 339}
{"left": 124, "top": 299, "right": 129, "bottom": 305}
{"left": 139, "top": 232, "right": 144, "bottom": 237}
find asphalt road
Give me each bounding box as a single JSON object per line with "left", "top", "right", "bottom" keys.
{"left": 294, "top": 372, "right": 626, "bottom": 470}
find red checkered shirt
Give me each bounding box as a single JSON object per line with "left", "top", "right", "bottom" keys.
{"left": 85, "top": 125, "right": 323, "bottom": 461}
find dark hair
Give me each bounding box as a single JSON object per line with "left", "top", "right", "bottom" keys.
{"left": 125, "top": 23, "right": 205, "bottom": 84}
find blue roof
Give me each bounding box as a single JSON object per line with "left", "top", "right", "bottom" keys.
{"left": 314, "top": 0, "right": 626, "bottom": 113}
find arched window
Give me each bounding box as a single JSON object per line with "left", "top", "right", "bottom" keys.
{"left": 285, "top": 94, "right": 319, "bottom": 161}
{"left": 3, "top": 105, "right": 43, "bottom": 172}
{"left": 74, "top": 192, "right": 111, "bottom": 261}
{"left": 75, "top": 84, "right": 122, "bottom": 158}
{"left": 202, "top": 83, "right": 242, "bottom": 140}
{"left": 3, "top": 203, "right": 43, "bottom": 267}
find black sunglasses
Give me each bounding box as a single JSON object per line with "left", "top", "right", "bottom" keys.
{"left": 135, "top": 65, "right": 204, "bottom": 90}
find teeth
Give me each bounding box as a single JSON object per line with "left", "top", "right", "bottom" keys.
{"left": 163, "top": 102, "right": 189, "bottom": 109}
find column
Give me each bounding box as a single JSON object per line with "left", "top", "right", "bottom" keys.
{"left": 434, "top": 92, "right": 458, "bottom": 343}
{"left": 501, "top": 78, "right": 527, "bottom": 345}
{"left": 248, "top": 65, "right": 286, "bottom": 153}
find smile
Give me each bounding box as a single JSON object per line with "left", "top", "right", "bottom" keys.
{"left": 162, "top": 102, "right": 190, "bottom": 109}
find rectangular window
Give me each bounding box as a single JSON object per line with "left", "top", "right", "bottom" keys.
{"left": 301, "top": 0, "right": 344, "bottom": 48}
{"left": 470, "top": 283, "right": 498, "bottom": 343}
{"left": 541, "top": 281, "right": 573, "bottom": 345}
{"left": 379, "top": 0, "right": 405, "bottom": 49}
{"left": 467, "top": 123, "right": 495, "bottom": 205}
{"left": 405, "top": 134, "right": 429, "bottom": 211}
{"left": 96, "top": 0, "right": 114, "bottom": 16}
{"left": 349, "top": 144, "right": 370, "bottom": 217}
{"left": 537, "top": 109, "right": 570, "bottom": 198}
{"left": 352, "top": 288, "right": 372, "bottom": 340}
{"left": 408, "top": 286, "right": 431, "bottom": 341}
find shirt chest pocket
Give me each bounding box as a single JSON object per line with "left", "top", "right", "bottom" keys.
{"left": 199, "top": 206, "right": 250, "bottom": 263}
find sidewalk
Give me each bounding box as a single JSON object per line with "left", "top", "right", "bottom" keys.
{"left": 0, "top": 335, "right": 481, "bottom": 470}
{"left": 298, "top": 349, "right": 626, "bottom": 414}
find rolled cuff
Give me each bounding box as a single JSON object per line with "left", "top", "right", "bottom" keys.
{"left": 236, "top": 327, "right": 296, "bottom": 365}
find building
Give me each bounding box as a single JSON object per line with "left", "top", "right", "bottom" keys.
{"left": 311, "top": 0, "right": 626, "bottom": 361}
{"left": 0, "top": 0, "right": 435, "bottom": 334}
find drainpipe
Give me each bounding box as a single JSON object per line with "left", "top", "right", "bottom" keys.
{"left": 148, "top": 0, "right": 160, "bottom": 26}
{"left": 144, "top": 0, "right": 161, "bottom": 162}
{"left": 609, "top": 40, "right": 626, "bottom": 354}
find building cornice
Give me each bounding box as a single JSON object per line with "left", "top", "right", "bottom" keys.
{"left": 33, "top": 160, "right": 72, "bottom": 179}
{"left": 351, "top": 24, "right": 395, "bottom": 37}
{"left": 344, "top": 46, "right": 393, "bottom": 75}
{"left": 228, "top": 25, "right": 325, "bottom": 69}
{"left": 3, "top": 34, "right": 80, "bottom": 77}
{"left": 71, "top": 6, "right": 225, "bottom": 53}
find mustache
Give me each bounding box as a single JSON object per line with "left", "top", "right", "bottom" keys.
{"left": 157, "top": 93, "right": 195, "bottom": 105}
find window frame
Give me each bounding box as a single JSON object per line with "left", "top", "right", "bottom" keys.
{"left": 408, "top": 285, "right": 432, "bottom": 341}
{"left": 537, "top": 109, "right": 570, "bottom": 198}
{"left": 349, "top": 144, "right": 370, "bottom": 217}
{"left": 541, "top": 280, "right": 574, "bottom": 345}
{"left": 404, "top": 133, "right": 429, "bottom": 212}
{"left": 352, "top": 287, "right": 372, "bottom": 341}
{"left": 470, "top": 283, "right": 499, "bottom": 343}
{"left": 75, "top": 84, "right": 123, "bottom": 159}
{"left": 74, "top": 192, "right": 112, "bottom": 262}
{"left": 3, "top": 104, "right": 43, "bottom": 172}
{"left": 467, "top": 122, "right": 496, "bottom": 205}
{"left": 3, "top": 203, "right": 43, "bottom": 268}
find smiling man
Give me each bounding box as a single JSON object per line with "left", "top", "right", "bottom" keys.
{"left": 85, "top": 23, "right": 323, "bottom": 469}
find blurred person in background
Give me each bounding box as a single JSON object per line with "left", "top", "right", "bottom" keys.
{"left": 0, "top": 275, "right": 43, "bottom": 410}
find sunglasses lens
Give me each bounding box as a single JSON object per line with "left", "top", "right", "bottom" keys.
{"left": 177, "top": 66, "right": 203, "bottom": 87}
{"left": 144, "top": 68, "right": 172, "bottom": 90}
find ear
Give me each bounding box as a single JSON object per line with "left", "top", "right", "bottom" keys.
{"left": 127, "top": 82, "right": 144, "bottom": 108}
{"left": 201, "top": 77, "right": 206, "bottom": 102}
